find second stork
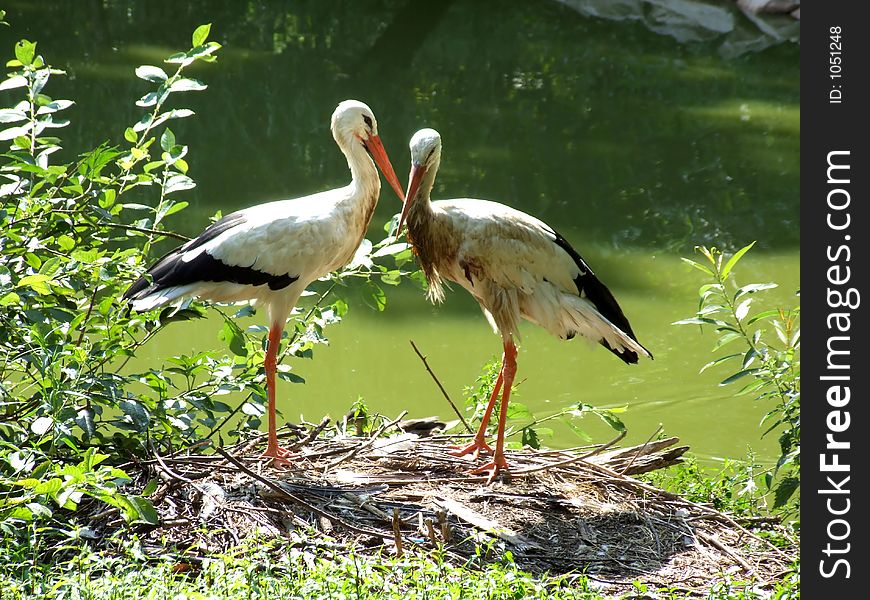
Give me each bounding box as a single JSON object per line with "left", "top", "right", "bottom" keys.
{"left": 397, "top": 128, "right": 652, "bottom": 483}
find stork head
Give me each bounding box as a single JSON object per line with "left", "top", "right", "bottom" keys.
{"left": 397, "top": 128, "right": 442, "bottom": 233}
{"left": 331, "top": 100, "right": 404, "bottom": 202}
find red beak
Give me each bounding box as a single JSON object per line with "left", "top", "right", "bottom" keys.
{"left": 364, "top": 134, "right": 405, "bottom": 203}
{"left": 397, "top": 163, "right": 426, "bottom": 234}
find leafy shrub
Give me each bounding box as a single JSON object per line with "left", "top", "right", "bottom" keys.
{"left": 0, "top": 24, "right": 410, "bottom": 543}
{"left": 675, "top": 243, "right": 800, "bottom": 511}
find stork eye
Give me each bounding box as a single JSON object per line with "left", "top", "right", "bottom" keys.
{"left": 362, "top": 115, "right": 373, "bottom": 129}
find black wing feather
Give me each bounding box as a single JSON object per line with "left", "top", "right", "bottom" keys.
{"left": 551, "top": 230, "right": 651, "bottom": 364}
{"left": 123, "top": 211, "right": 297, "bottom": 302}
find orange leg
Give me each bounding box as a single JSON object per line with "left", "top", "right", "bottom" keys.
{"left": 471, "top": 341, "right": 517, "bottom": 484}
{"left": 259, "top": 322, "right": 296, "bottom": 467}
{"left": 450, "top": 367, "right": 502, "bottom": 459}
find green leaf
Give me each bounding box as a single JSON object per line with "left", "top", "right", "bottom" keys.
{"left": 0, "top": 291, "right": 20, "bottom": 305}
{"left": 158, "top": 306, "right": 206, "bottom": 323}
{"left": 168, "top": 78, "right": 207, "bottom": 93}
{"left": 36, "top": 99, "right": 74, "bottom": 115}
{"left": 596, "top": 410, "right": 626, "bottom": 432}
{"left": 14, "top": 40, "right": 36, "bottom": 66}
{"left": 26, "top": 502, "right": 52, "bottom": 520}
{"left": 166, "top": 108, "right": 195, "bottom": 120}
{"left": 164, "top": 174, "right": 196, "bottom": 194}
{"left": 0, "top": 108, "right": 27, "bottom": 123}
{"left": 17, "top": 273, "right": 52, "bottom": 295}
{"left": 772, "top": 476, "right": 800, "bottom": 509}
{"left": 521, "top": 427, "right": 540, "bottom": 449}
{"left": 241, "top": 401, "right": 264, "bottom": 417}
{"left": 719, "top": 368, "right": 760, "bottom": 386}
{"left": 218, "top": 318, "right": 248, "bottom": 357}
{"left": 699, "top": 353, "right": 742, "bottom": 374}
{"left": 0, "top": 75, "right": 28, "bottom": 91}
{"left": 135, "top": 65, "right": 168, "bottom": 83}
{"left": 126, "top": 495, "right": 159, "bottom": 525}
{"left": 192, "top": 23, "right": 212, "bottom": 47}
{"left": 119, "top": 400, "right": 150, "bottom": 431}
{"left": 680, "top": 257, "right": 714, "bottom": 277}
{"left": 160, "top": 128, "right": 175, "bottom": 151}
{"left": 75, "top": 407, "right": 96, "bottom": 439}
{"left": 720, "top": 241, "right": 755, "bottom": 280}
{"left": 141, "top": 479, "right": 159, "bottom": 497}
{"left": 712, "top": 331, "right": 743, "bottom": 350}
{"left": 747, "top": 309, "right": 781, "bottom": 325}
{"left": 734, "top": 298, "right": 752, "bottom": 321}
{"left": 56, "top": 234, "right": 75, "bottom": 252}
{"left": 124, "top": 127, "right": 138, "bottom": 143}
{"left": 33, "top": 478, "right": 63, "bottom": 496}
{"left": 734, "top": 283, "right": 778, "bottom": 300}
{"left": 372, "top": 242, "right": 410, "bottom": 258}
{"left": 363, "top": 281, "right": 387, "bottom": 311}
{"left": 31, "top": 415, "right": 53, "bottom": 435}
{"left": 672, "top": 317, "right": 726, "bottom": 327}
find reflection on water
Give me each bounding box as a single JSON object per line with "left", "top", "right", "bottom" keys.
{"left": 9, "top": 0, "right": 798, "bottom": 462}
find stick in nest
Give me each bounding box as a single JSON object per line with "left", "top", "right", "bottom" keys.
{"left": 290, "top": 416, "right": 331, "bottom": 451}
{"left": 391, "top": 508, "right": 404, "bottom": 557}
{"left": 214, "top": 447, "right": 386, "bottom": 538}
{"left": 409, "top": 339, "right": 473, "bottom": 433}
{"left": 325, "top": 411, "right": 408, "bottom": 470}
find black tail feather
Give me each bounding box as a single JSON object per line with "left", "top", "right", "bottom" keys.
{"left": 552, "top": 230, "right": 652, "bottom": 362}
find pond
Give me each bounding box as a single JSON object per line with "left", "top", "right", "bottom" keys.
{"left": 10, "top": 0, "right": 799, "bottom": 464}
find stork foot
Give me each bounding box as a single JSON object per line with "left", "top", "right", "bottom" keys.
{"left": 260, "top": 443, "right": 297, "bottom": 468}
{"left": 449, "top": 437, "right": 493, "bottom": 460}
{"left": 471, "top": 453, "right": 510, "bottom": 485}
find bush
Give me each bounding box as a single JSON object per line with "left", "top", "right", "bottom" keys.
{"left": 0, "top": 23, "right": 410, "bottom": 546}
{"left": 675, "top": 243, "right": 800, "bottom": 512}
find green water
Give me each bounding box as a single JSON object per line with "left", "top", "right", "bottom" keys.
{"left": 8, "top": 0, "right": 799, "bottom": 463}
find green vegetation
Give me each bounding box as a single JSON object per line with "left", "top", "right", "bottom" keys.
{"left": 0, "top": 23, "right": 409, "bottom": 558}
{"left": 0, "top": 20, "right": 798, "bottom": 600}
{"left": 675, "top": 243, "right": 800, "bottom": 514}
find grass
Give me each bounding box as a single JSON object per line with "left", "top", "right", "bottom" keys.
{"left": 0, "top": 458, "right": 799, "bottom": 600}
{"left": 0, "top": 536, "right": 795, "bottom": 600}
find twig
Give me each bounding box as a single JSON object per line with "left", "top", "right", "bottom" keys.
{"left": 325, "top": 411, "right": 408, "bottom": 470}
{"left": 391, "top": 508, "right": 404, "bottom": 557}
{"left": 290, "top": 416, "right": 331, "bottom": 451}
{"left": 620, "top": 424, "right": 663, "bottom": 474}
{"left": 100, "top": 220, "right": 191, "bottom": 241}
{"left": 423, "top": 517, "right": 438, "bottom": 546}
{"left": 511, "top": 430, "right": 627, "bottom": 476}
{"left": 214, "top": 447, "right": 386, "bottom": 538}
{"left": 409, "top": 340, "right": 473, "bottom": 433}
{"left": 435, "top": 497, "right": 542, "bottom": 551}
{"left": 697, "top": 531, "right": 755, "bottom": 574}
{"left": 436, "top": 509, "right": 451, "bottom": 542}
{"left": 577, "top": 458, "right": 788, "bottom": 558}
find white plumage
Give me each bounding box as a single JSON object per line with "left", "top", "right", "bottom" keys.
{"left": 398, "top": 128, "right": 651, "bottom": 483}
{"left": 124, "top": 100, "right": 405, "bottom": 464}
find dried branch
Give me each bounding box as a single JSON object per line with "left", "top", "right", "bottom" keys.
{"left": 409, "top": 340, "right": 473, "bottom": 433}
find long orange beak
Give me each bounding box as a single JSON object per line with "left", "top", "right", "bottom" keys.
{"left": 364, "top": 134, "right": 405, "bottom": 203}
{"left": 397, "top": 163, "right": 426, "bottom": 234}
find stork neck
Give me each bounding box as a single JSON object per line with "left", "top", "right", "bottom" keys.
{"left": 408, "top": 164, "right": 438, "bottom": 227}
{"left": 344, "top": 139, "right": 381, "bottom": 204}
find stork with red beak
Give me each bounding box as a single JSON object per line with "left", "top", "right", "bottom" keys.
{"left": 124, "top": 100, "right": 405, "bottom": 465}
{"left": 397, "top": 128, "right": 651, "bottom": 483}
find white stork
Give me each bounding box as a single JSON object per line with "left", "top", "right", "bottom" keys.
{"left": 397, "top": 128, "right": 652, "bottom": 483}
{"left": 124, "top": 100, "right": 405, "bottom": 465}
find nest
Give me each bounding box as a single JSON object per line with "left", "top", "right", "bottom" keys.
{"left": 99, "top": 415, "right": 794, "bottom": 596}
